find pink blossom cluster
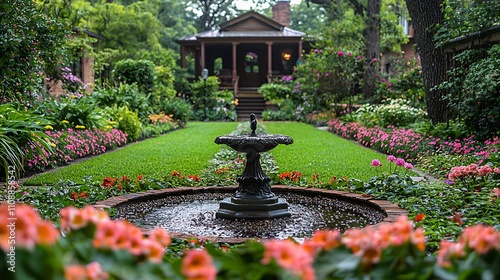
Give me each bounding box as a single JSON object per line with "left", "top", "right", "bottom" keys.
{"left": 60, "top": 205, "right": 171, "bottom": 263}
{"left": 261, "top": 216, "right": 425, "bottom": 279}
{"left": 448, "top": 163, "right": 500, "bottom": 181}
{"left": 437, "top": 224, "right": 500, "bottom": 267}
{"left": 25, "top": 128, "right": 128, "bottom": 171}
{"left": 328, "top": 119, "right": 499, "bottom": 161}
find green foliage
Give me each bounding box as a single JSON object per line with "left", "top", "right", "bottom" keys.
{"left": 436, "top": 0, "right": 500, "bottom": 45}
{"left": 411, "top": 120, "right": 471, "bottom": 140}
{"left": 0, "top": 104, "right": 53, "bottom": 178}
{"left": 258, "top": 81, "right": 294, "bottom": 106}
{"left": 106, "top": 106, "right": 141, "bottom": 141}
{"left": 440, "top": 44, "right": 500, "bottom": 140}
{"left": 190, "top": 77, "right": 237, "bottom": 121}
{"left": 35, "top": 96, "right": 107, "bottom": 130}
{"left": 91, "top": 83, "right": 152, "bottom": 122}
{"left": 374, "top": 57, "right": 425, "bottom": 108}
{"left": 262, "top": 99, "right": 304, "bottom": 122}
{"left": 294, "top": 48, "right": 362, "bottom": 112}
{"left": 355, "top": 98, "right": 427, "bottom": 128}
{"left": 113, "top": 59, "right": 157, "bottom": 93}
{"left": 0, "top": 0, "right": 70, "bottom": 105}
{"left": 158, "top": 98, "right": 193, "bottom": 124}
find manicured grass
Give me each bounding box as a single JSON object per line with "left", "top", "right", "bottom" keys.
{"left": 24, "top": 122, "right": 238, "bottom": 185}
{"left": 264, "top": 121, "right": 387, "bottom": 181}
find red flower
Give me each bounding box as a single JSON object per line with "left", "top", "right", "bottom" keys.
{"left": 70, "top": 192, "right": 78, "bottom": 201}
{"left": 79, "top": 192, "right": 89, "bottom": 199}
{"left": 137, "top": 174, "right": 144, "bottom": 181}
{"left": 187, "top": 174, "right": 201, "bottom": 182}
{"left": 415, "top": 213, "right": 425, "bottom": 222}
{"left": 329, "top": 176, "right": 337, "bottom": 185}
{"left": 171, "top": 171, "right": 182, "bottom": 178}
{"left": 100, "top": 176, "right": 116, "bottom": 188}
{"left": 449, "top": 212, "right": 464, "bottom": 225}
{"left": 279, "top": 172, "right": 292, "bottom": 180}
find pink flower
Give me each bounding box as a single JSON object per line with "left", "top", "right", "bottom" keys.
{"left": 396, "top": 158, "right": 405, "bottom": 166}
{"left": 371, "top": 159, "right": 382, "bottom": 167}
{"left": 337, "top": 51, "right": 344, "bottom": 57}
{"left": 387, "top": 155, "right": 396, "bottom": 162}
{"left": 372, "top": 58, "right": 378, "bottom": 62}
{"left": 404, "top": 162, "right": 413, "bottom": 169}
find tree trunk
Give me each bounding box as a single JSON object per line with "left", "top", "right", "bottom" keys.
{"left": 362, "top": 0, "right": 381, "bottom": 100}
{"left": 406, "top": 0, "right": 450, "bottom": 123}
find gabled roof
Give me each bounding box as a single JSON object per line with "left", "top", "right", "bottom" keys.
{"left": 219, "top": 11, "right": 283, "bottom": 31}
{"left": 177, "top": 10, "right": 304, "bottom": 43}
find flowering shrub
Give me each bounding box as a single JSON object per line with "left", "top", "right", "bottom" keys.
{"left": 293, "top": 48, "right": 362, "bottom": 111}
{"left": 2, "top": 204, "right": 499, "bottom": 279}
{"left": 355, "top": 98, "right": 427, "bottom": 128}
{"left": 25, "top": 128, "right": 128, "bottom": 172}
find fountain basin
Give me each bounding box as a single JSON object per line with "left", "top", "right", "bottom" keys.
{"left": 96, "top": 186, "right": 408, "bottom": 244}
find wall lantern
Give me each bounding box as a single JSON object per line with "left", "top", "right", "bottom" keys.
{"left": 282, "top": 50, "right": 292, "bottom": 61}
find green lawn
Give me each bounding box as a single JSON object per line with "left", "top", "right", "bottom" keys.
{"left": 25, "top": 121, "right": 388, "bottom": 185}
{"left": 25, "top": 122, "right": 238, "bottom": 185}
{"left": 265, "top": 121, "right": 385, "bottom": 181}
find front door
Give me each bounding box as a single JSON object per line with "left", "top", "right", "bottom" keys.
{"left": 240, "top": 49, "right": 264, "bottom": 88}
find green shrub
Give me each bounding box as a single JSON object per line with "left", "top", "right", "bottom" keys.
{"left": 113, "top": 59, "right": 156, "bottom": 93}
{"left": 258, "top": 82, "right": 294, "bottom": 106}
{"left": 158, "top": 98, "right": 193, "bottom": 124}
{"left": 91, "top": 84, "right": 152, "bottom": 122}
{"left": 190, "top": 77, "right": 237, "bottom": 121}
{"left": 355, "top": 98, "right": 427, "bottom": 128}
{"left": 293, "top": 49, "right": 362, "bottom": 111}
{"left": 106, "top": 106, "right": 141, "bottom": 141}
{"left": 35, "top": 96, "right": 107, "bottom": 130}
{"left": 0, "top": 104, "right": 53, "bottom": 178}
{"left": 459, "top": 45, "right": 500, "bottom": 139}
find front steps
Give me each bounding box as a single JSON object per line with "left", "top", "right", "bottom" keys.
{"left": 236, "top": 90, "right": 265, "bottom": 121}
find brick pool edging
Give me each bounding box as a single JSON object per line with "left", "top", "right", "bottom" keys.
{"left": 95, "top": 185, "right": 408, "bottom": 244}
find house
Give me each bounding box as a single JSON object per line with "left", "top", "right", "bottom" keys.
{"left": 176, "top": 0, "right": 307, "bottom": 119}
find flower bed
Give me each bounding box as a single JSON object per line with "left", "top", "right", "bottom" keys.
{"left": 25, "top": 128, "right": 128, "bottom": 172}
{"left": 328, "top": 118, "right": 500, "bottom": 162}
{"left": 1, "top": 203, "right": 499, "bottom": 279}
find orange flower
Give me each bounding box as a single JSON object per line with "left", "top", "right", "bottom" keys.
{"left": 311, "top": 229, "right": 341, "bottom": 251}
{"left": 65, "top": 262, "right": 108, "bottom": 280}
{"left": 35, "top": 221, "right": 59, "bottom": 246}
{"left": 182, "top": 248, "right": 217, "bottom": 280}
{"left": 171, "top": 170, "right": 183, "bottom": 178}
{"left": 141, "top": 239, "right": 165, "bottom": 263}
{"left": 149, "top": 228, "right": 171, "bottom": 247}
{"left": 261, "top": 239, "right": 314, "bottom": 279}
{"left": 0, "top": 203, "right": 59, "bottom": 251}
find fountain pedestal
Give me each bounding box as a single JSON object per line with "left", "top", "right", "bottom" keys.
{"left": 214, "top": 114, "right": 293, "bottom": 219}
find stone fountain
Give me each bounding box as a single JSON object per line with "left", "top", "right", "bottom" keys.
{"left": 214, "top": 114, "right": 293, "bottom": 219}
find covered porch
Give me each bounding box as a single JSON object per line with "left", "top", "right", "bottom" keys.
{"left": 177, "top": 9, "right": 306, "bottom": 119}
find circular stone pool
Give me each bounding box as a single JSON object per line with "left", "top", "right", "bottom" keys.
{"left": 98, "top": 186, "right": 407, "bottom": 243}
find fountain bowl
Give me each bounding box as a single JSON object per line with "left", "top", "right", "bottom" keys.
{"left": 96, "top": 185, "right": 408, "bottom": 244}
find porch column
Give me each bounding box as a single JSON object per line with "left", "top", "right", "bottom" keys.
{"left": 201, "top": 42, "right": 206, "bottom": 72}
{"left": 298, "top": 39, "right": 303, "bottom": 60}
{"left": 267, "top": 42, "right": 273, "bottom": 82}
{"left": 232, "top": 42, "right": 239, "bottom": 96}
{"left": 232, "top": 42, "right": 238, "bottom": 79}
{"left": 180, "top": 45, "right": 186, "bottom": 68}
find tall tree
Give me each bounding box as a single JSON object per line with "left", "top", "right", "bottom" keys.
{"left": 188, "top": 0, "right": 239, "bottom": 31}
{"left": 361, "top": 0, "right": 381, "bottom": 101}
{"left": 405, "top": 0, "right": 449, "bottom": 123}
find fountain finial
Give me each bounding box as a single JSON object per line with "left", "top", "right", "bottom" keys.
{"left": 250, "top": 113, "right": 257, "bottom": 135}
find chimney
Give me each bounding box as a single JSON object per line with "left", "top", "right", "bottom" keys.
{"left": 272, "top": 0, "right": 291, "bottom": 27}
